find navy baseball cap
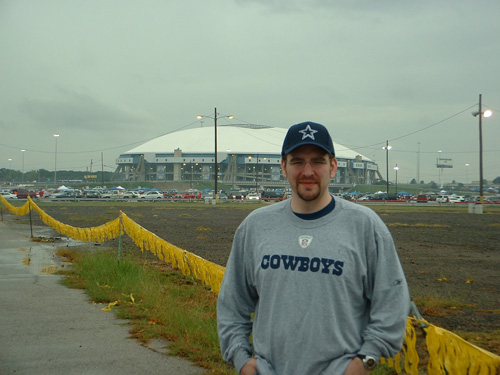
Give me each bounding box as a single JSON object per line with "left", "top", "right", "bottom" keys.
{"left": 281, "top": 121, "right": 335, "bottom": 156}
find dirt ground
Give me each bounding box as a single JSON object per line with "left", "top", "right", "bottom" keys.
{"left": 9, "top": 200, "right": 500, "bottom": 349}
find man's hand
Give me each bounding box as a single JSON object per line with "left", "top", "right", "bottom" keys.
{"left": 240, "top": 358, "right": 258, "bottom": 375}
{"left": 344, "top": 357, "right": 371, "bottom": 375}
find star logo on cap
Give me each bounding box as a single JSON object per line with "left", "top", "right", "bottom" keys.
{"left": 299, "top": 125, "right": 318, "bottom": 140}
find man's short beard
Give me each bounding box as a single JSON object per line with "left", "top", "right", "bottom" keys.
{"left": 295, "top": 182, "right": 321, "bottom": 202}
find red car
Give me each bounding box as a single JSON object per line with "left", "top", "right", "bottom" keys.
{"left": 16, "top": 188, "right": 38, "bottom": 199}
{"left": 416, "top": 195, "right": 428, "bottom": 203}
{"left": 172, "top": 191, "right": 195, "bottom": 199}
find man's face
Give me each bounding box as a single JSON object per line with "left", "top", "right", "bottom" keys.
{"left": 281, "top": 145, "right": 337, "bottom": 203}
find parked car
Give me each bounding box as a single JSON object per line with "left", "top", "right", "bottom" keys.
{"left": 436, "top": 195, "right": 450, "bottom": 203}
{"left": 140, "top": 191, "right": 164, "bottom": 200}
{"left": 175, "top": 191, "right": 197, "bottom": 199}
{"left": 449, "top": 195, "right": 464, "bottom": 203}
{"left": 416, "top": 194, "right": 428, "bottom": 203}
{"left": 227, "top": 191, "right": 245, "bottom": 200}
{"left": 261, "top": 191, "right": 284, "bottom": 201}
{"left": 53, "top": 190, "right": 83, "bottom": 199}
{"left": 122, "top": 191, "right": 140, "bottom": 199}
{"left": 101, "top": 190, "right": 125, "bottom": 199}
{"left": 246, "top": 192, "right": 260, "bottom": 201}
{"left": 1, "top": 192, "right": 17, "bottom": 199}
{"left": 84, "top": 190, "right": 101, "bottom": 199}
{"left": 16, "top": 188, "right": 38, "bottom": 199}
{"left": 164, "top": 189, "right": 178, "bottom": 198}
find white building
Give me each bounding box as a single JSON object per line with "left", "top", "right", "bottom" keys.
{"left": 113, "top": 125, "right": 381, "bottom": 187}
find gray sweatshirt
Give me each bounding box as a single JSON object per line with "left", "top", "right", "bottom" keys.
{"left": 217, "top": 198, "right": 410, "bottom": 375}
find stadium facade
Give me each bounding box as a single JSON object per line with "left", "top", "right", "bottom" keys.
{"left": 113, "top": 125, "right": 382, "bottom": 188}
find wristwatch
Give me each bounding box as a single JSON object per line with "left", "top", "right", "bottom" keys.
{"left": 356, "top": 354, "right": 377, "bottom": 370}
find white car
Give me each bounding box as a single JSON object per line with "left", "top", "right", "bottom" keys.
{"left": 140, "top": 191, "right": 164, "bottom": 199}
{"left": 1, "top": 192, "right": 17, "bottom": 199}
{"left": 246, "top": 192, "right": 260, "bottom": 201}
{"left": 436, "top": 195, "right": 450, "bottom": 203}
{"left": 449, "top": 195, "right": 464, "bottom": 203}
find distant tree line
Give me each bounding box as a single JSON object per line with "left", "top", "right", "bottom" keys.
{"left": 0, "top": 168, "right": 113, "bottom": 185}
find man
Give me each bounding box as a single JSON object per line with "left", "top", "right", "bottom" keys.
{"left": 217, "top": 121, "right": 410, "bottom": 375}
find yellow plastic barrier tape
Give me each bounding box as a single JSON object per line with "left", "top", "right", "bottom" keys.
{"left": 0, "top": 194, "right": 31, "bottom": 215}
{"left": 380, "top": 318, "right": 419, "bottom": 375}
{"left": 120, "top": 211, "right": 225, "bottom": 294}
{"left": 426, "top": 323, "right": 500, "bottom": 375}
{"left": 28, "top": 197, "right": 120, "bottom": 242}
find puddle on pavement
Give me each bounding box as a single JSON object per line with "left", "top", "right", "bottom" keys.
{"left": 20, "top": 246, "right": 62, "bottom": 275}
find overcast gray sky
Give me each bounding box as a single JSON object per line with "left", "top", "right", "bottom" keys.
{"left": 1, "top": 0, "right": 499, "bottom": 185}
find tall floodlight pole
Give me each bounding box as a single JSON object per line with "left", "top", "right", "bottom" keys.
{"left": 54, "top": 134, "right": 60, "bottom": 184}
{"left": 393, "top": 165, "right": 399, "bottom": 195}
{"left": 21, "top": 149, "right": 25, "bottom": 183}
{"left": 472, "top": 94, "right": 492, "bottom": 206}
{"left": 382, "top": 141, "right": 392, "bottom": 194}
{"left": 8, "top": 158, "right": 12, "bottom": 182}
{"left": 214, "top": 107, "right": 218, "bottom": 201}
{"left": 437, "top": 150, "right": 443, "bottom": 189}
{"left": 417, "top": 142, "right": 420, "bottom": 185}
{"left": 197, "top": 108, "right": 233, "bottom": 204}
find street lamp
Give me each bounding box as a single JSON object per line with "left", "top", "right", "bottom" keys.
{"left": 8, "top": 158, "right": 12, "bottom": 182}
{"left": 393, "top": 165, "right": 399, "bottom": 195}
{"left": 248, "top": 155, "right": 260, "bottom": 192}
{"left": 21, "top": 149, "right": 25, "bottom": 183}
{"left": 54, "top": 134, "right": 60, "bottom": 184}
{"left": 197, "top": 108, "right": 233, "bottom": 203}
{"left": 382, "top": 140, "right": 392, "bottom": 194}
{"left": 437, "top": 150, "right": 443, "bottom": 189}
{"left": 465, "top": 163, "right": 470, "bottom": 184}
{"left": 472, "top": 94, "right": 492, "bottom": 206}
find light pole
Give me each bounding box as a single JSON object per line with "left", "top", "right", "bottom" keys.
{"left": 248, "top": 155, "right": 260, "bottom": 192}
{"left": 382, "top": 140, "right": 392, "bottom": 194}
{"left": 472, "top": 94, "right": 492, "bottom": 206}
{"left": 21, "top": 149, "right": 25, "bottom": 183}
{"left": 393, "top": 165, "right": 399, "bottom": 195}
{"left": 197, "top": 108, "right": 233, "bottom": 203}
{"left": 437, "top": 150, "right": 443, "bottom": 189}
{"left": 8, "top": 158, "right": 12, "bottom": 182}
{"left": 54, "top": 134, "right": 60, "bottom": 184}
{"left": 416, "top": 142, "right": 420, "bottom": 185}
{"left": 465, "top": 163, "right": 470, "bottom": 185}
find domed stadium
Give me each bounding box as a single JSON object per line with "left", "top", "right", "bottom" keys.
{"left": 113, "top": 124, "right": 381, "bottom": 188}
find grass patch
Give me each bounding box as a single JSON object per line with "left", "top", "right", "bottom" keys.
{"left": 387, "top": 222, "right": 450, "bottom": 228}
{"left": 413, "top": 294, "right": 475, "bottom": 316}
{"left": 59, "top": 248, "right": 233, "bottom": 375}
{"left": 58, "top": 247, "right": 406, "bottom": 375}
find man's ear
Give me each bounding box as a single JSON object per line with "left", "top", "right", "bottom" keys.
{"left": 330, "top": 158, "right": 338, "bottom": 178}
{"left": 281, "top": 159, "right": 288, "bottom": 178}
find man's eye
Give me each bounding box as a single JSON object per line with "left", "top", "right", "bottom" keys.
{"left": 312, "top": 160, "right": 327, "bottom": 166}
{"left": 288, "top": 160, "right": 327, "bottom": 168}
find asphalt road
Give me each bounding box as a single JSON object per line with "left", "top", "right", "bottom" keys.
{"left": 0, "top": 217, "right": 204, "bottom": 375}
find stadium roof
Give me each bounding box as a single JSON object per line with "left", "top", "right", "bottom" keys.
{"left": 124, "top": 125, "right": 371, "bottom": 161}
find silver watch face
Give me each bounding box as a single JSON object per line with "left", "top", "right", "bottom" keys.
{"left": 363, "top": 356, "right": 377, "bottom": 370}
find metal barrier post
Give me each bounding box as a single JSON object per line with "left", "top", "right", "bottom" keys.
{"left": 28, "top": 199, "right": 33, "bottom": 238}
{"left": 118, "top": 217, "right": 122, "bottom": 262}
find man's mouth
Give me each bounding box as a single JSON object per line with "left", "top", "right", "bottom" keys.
{"left": 298, "top": 180, "right": 318, "bottom": 188}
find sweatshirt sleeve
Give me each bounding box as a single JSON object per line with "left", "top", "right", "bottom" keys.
{"left": 217, "top": 222, "right": 258, "bottom": 373}
{"left": 360, "top": 223, "right": 411, "bottom": 360}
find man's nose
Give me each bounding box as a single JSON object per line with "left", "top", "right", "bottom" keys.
{"left": 301, "top": 162, "right": 315, "bottom": 174}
